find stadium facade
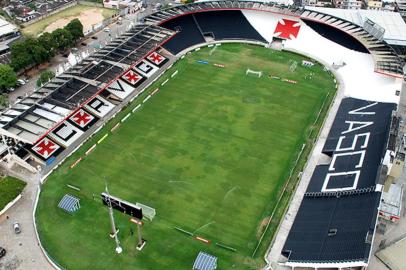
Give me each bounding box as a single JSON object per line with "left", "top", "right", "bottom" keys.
{"left": 0, "top": 1, "right": 404, "bottom": 269}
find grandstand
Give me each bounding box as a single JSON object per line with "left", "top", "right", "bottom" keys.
{"left": 282, "top": 98, "right": 396, "bottom": 268}
{"left": 0, "top": 1, "right": 402, "bottom": 269}
{"left": 0, "top": 24, "right": 174, "bottom": 167}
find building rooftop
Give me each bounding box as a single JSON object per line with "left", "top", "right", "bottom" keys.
{"left": 0, "top": 17, "right": 18, "bottom": 37}
{"left": 306, "top": 7, "right": 406, "bottom": 46}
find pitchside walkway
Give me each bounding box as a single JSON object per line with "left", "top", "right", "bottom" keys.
{"left": 266, "top": 72, "right": 345, "bottom": 269}
{"left": 0, "top": 170, "right": 52, "bottom": 270}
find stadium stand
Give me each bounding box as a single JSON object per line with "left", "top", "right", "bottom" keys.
{"left": 160, "top": 15, "right": 205, "bottom": 54}
{"left": 193, "top": 11, "right": 266, "bottom": 42}
{"left": 282, "top": 97, "right": 396, "bottom": 268}
{"left": 302, "top": 19, "right": 369, "bottom": 53}
{"left": 0, "top": 24, "right": 174, "bottom": 160}
{"left": 0, "top": 2, "right": 401, "bottom": 269}
{"left": 145, "top": 1, "right": 404, "bottom": 76}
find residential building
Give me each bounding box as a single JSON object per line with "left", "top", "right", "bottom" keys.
{"left": 333, "top": 0, "right": 364, "bottom": 9}
{"left": 0, "top": 17, "right": 20, "bottom": 63}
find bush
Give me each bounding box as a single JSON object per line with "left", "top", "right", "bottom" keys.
{"left": 0, "top": 177, "right": 27, "bottom": 211}
{"left": 37, "top": 70, "right": 55, "bottom": 87}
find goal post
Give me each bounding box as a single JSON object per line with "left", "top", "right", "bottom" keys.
{"left": 246, "top": 68, "right": 262, "bottom": 78}
{"left": 135, "top": 203, "right": 156, "bottom": 221}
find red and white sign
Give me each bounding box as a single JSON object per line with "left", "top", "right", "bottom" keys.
{"left": 32, "top": 137, "right": 60, "bottom": 159}
{"left": 70, "top": 109, "right": 94, "bottom": 128}
{"left": 274, "top": 19, "right": 301, "bottom": 40}
{"left": 122, "top": 70, "right": 143, "bottom": 86}
{"left": 147, "top": 51, "right": 166, "bottom": 65}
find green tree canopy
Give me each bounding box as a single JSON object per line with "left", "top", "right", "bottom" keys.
{"left": 38, "top": 32, "right": 57, "bottom": 58}
{"left": 24, "top": 38, "right": 51, "bottom": 65}
{"left": 65, "top": 19, "right": 84, "bottom": 42}
{"left": 10, "top": 40, "right": 35, "bottom": 71}
{"left": 36, "top": 70, "right": 55, "bottom": 87}
{"left": 0, "top": 64, "right": 17, "bottom": 92}
{"left": 52, "top": 28, "right": 74, "bottom": 51}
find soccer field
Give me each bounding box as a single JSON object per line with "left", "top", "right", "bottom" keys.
{"left": 36, "top": 44, "right": 336, "bottom": 269}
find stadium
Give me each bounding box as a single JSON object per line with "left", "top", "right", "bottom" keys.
{"left": 0, "top": 1, "right": 404, "bottom": 269}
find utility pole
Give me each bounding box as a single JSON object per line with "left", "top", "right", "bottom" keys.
{"left": 105, "top": 181, "right": 123, "bottom": 254}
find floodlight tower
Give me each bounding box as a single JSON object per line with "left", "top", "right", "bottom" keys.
{"left": 105, "top": 182, "right": 123, "bottom": 254}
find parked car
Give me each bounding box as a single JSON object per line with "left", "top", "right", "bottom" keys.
{"left": 81, "top": 42, "right": 87, "bottom": 46}
{"left": 13, "top": 222, "right": 21, "bottom": 234}
{"left": 0, "top": 247, "right": 6, "bottom": 259}
{"left": 103, "top": 27, "right": 110, "bottom": 33}
{"left": 91, "top": 36, "right": 98, "bottom": 40}
{"left": 17, "top": 79, "right": 26, "bottom": 86}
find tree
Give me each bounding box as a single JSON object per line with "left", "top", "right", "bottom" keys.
{"left": 65, "top": 19, "right": 84, "bottom": 42}
{"left": 36, "top": 70, "right": 55, "bottom": 87}
{"left": 0, "top": 64, "right": 17, "bottom": 92}
{"left": 10, "top": 40, "right": 35, "bottom": 71}
{"left": 52, "top": 28, "right": 74, "bottom": 51}
{"left": 25, "top": 38, "right": 51, "bottom": 65}
{"left": 38, "top": 32, "right": 56, "bottom": 58}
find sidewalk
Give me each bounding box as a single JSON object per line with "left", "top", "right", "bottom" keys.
{"left": 0, "top": 169, "right": 52, "bottom": 270}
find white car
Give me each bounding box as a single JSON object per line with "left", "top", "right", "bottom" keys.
{"left": 17, "top": 79, "right": 26, "bottom": 86}
{"left": 103, "top": 27, "right": 110, "bottom": 33}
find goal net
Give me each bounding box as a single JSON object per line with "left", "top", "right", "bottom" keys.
{"left": 136, "top": 202, "right": 156, "bottom": 221}
{"left": 246, "top": 68, "right": 262, "bottom": 78}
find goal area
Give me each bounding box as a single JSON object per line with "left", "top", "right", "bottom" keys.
{"left": 246, "top": 68, "right": 262, "bottom": 78}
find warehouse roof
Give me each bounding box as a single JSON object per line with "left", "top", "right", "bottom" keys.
{"left": 0, "top": 17, "right": 18, "bottom": 37}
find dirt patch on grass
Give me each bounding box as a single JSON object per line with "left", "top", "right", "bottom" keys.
{"left": 43, "top": 8, "right": 103, "bottom": 34}
{"left": 257, "top": 216, "right": 271, "bottom": 239}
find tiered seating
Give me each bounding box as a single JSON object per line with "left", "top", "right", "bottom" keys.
{"left": 194, "top": 11, "right": 265, "bottom": 42}
{"left": 284, "top": 192, "right": 379, "bottom": 262}
{"left": 144, "top": 0, "right": 404, "bottom": 76}
{"left": 160, "top": 15, "right": 205, "bottom": 54}
{"left": 302, "top": 19, "right": 369, "bottom": 53}
{"left": 301, "top": 9, "right": 403, "bottom": 76}
{"left": 47, "top": 78, "right": 99, "bottom": 107}
{"left": 0, "top": 23, "right": 176, "bottom": 160}
{"left": 282, "top": 98, "right": 396, "bottom": 266}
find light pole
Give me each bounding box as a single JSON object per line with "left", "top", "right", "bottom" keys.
{"left": 105, "top": 181, "right": 123, "bottom": 254}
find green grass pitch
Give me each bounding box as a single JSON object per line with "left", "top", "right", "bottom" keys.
{"left": 36, "top": 43, "right": 336, "bottom": 269}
